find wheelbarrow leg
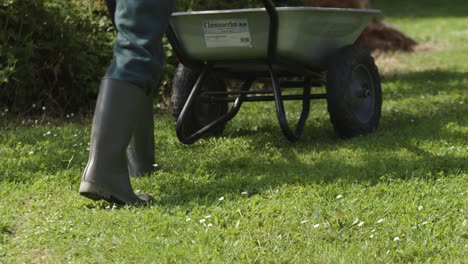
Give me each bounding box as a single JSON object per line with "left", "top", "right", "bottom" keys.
{"left": 176, "top": 65, "right": 254, "bottom": 144}
{"left": 268, "top": 64, "right": 311, "bottom": 141}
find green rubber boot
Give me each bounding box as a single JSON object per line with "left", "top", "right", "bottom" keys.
{"left": 126, "top": 93, "right": 156, "bottom": 177}
{"left": 80, "top": 78, "right": 153, "bottom": 205}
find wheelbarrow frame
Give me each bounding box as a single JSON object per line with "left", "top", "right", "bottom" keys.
{"left": 168, "top": 0, "right": 381, "bottom": 144}
{"left": 169, "top": 0, "right": 326, "bottom": 144}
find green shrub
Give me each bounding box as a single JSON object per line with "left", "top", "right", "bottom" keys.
{"left": 0, "top": 0, "right": 114, "bottom": 115}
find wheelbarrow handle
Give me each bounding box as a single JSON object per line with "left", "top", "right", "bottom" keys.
{"left": 105, "top": 0, "right": 117, "bottom": 29}
{"left": 261, "top": 0, "right": 277, "bottom": 13}
{"left": 260, "top": 0, "right": 279, "bottom": 59}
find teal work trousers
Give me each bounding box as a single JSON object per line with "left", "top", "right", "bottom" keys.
{"left": 105, "top": 0, "right": 175, "bottom": 86}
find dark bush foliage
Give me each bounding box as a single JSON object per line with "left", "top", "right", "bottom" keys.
{"left": 0, "top": 0, "right": 114, "bottom": 115}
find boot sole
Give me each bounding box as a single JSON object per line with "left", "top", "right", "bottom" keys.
{"left": 79, "top": 181, "right": 153, "bottom": 205}
{"left": 79, "top": 181, "right": 127, "bottom": 204}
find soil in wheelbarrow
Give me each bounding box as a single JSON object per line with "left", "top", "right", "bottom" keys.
{"left": 305, "top": 0, "right": 418, "bottom": 52}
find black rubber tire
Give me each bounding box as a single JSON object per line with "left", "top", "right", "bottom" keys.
{"left": 171, "top": 63, "right": 228, "bottom": 137}
{"left": 326, "top": 45, "right": 382, "bottom": 138}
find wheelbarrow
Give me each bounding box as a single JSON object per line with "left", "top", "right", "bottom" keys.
{"left": 167, "top": 0, "right": 382, "bottom": 144}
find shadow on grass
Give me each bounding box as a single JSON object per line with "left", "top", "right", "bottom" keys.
{"left": 156, "top": 68, "right": 468, "bottom": 206}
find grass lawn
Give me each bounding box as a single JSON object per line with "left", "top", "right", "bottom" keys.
{"left": 1, "top": 0, "right": 467, "bottom": 263}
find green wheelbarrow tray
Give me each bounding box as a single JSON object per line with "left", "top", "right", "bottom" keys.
{"left": 168, "top": 0, "right": 383, "bottom": 144}
{"left": 169, "top": 7, "right": 380, "bottom": 73}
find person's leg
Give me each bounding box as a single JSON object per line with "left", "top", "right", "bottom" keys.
{"left": 104, "top": 0, "right": 161, "bottom": 177}
{"left": 110, "top": 0, "right": 173, "bottom": 177}
{"left": 106, "top": 0, "right": 174, "bottom": 83}
{"left": 126, "top": 87, "right": 156, "bottom": 177}
{"left": 80, "top": 0, "right": 174, "bottom": 204}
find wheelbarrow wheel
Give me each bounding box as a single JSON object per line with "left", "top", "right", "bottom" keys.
{"left": 326, "top": 45, "right": 382, "bottom": 138}
{"left": 171, "top": 63, "right": 228, "bottom": 137}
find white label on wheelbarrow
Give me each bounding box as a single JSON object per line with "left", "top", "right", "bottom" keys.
{"left": 203, "top": 19, "right": 251, "bottom": 48}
